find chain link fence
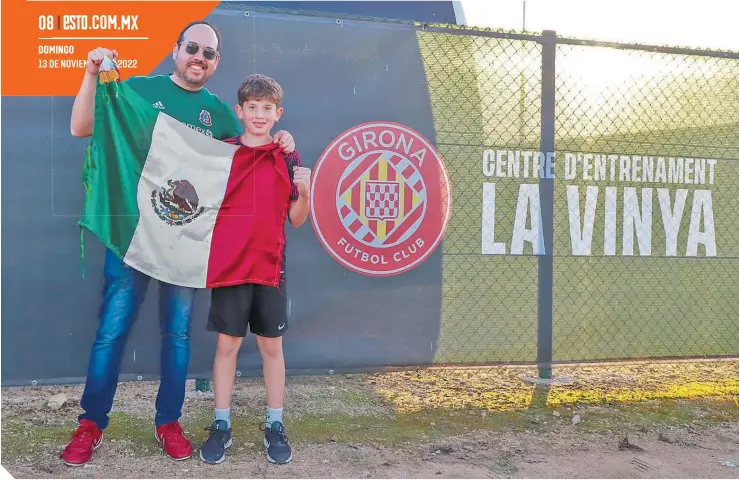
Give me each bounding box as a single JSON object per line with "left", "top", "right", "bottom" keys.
{"left": 553, "top": 41, "right": 739, "bottom": 362}
{"left": 412, "top": 22, "right": 739, "bottom": 371}
{"left": 368, "top": 21, "right": 739, "bottom": 410}
{"left": 419, "top": 29, "right": 543, "bottom": 365}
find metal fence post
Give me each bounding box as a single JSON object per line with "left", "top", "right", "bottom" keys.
{"left": 537, "top": 30, "right": 556, "bottom": 379}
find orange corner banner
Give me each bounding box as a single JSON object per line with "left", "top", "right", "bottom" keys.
{"left": 2, "top": 0, "right": 221, "bottom": 96}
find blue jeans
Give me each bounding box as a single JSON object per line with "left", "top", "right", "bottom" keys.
{"left": 79, "top": 249, "right": 196, "bottom": 430}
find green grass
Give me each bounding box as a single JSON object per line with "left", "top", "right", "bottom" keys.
{"left": 1, "top": 412, "right": 159, "bottom": 460}
{"left": 335, "top": 387, "right": 381, "bottom": 406}
{"left": 4, "top": 396, "right": 737, "bottom": 464}
{"left": 2, "top": 364, "right": 736, "bottom": 465}
{"left": 572, "top": 398, "right": 739, "bottom": 434}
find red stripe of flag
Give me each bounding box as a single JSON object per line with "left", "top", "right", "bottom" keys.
{"left": 207, "top": 146, "right": 286, "bottom": 288}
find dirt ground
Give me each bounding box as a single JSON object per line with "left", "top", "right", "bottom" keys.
{"left": 2, "top": 365, "right": 739, "bottom": 479}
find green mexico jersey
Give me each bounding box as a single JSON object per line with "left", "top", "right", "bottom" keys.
{"left": 124, "top": 74, "right": 241, "bottom": 140}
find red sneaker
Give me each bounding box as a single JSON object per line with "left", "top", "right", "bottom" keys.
{"left": 155, "top": 422, "right": 192, "bottom": 461}
{"left": 61, "top": 419, "right": 103, "bottom": 466}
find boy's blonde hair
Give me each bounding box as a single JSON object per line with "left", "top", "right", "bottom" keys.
{"left": 237, "top": 74, "right": 283, "bottom": 107}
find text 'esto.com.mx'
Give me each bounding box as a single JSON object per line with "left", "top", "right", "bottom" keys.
{"left": 37, "top": 14, "right": 141, "bottom": 70}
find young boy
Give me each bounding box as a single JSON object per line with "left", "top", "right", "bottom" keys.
{"left": 199, "top": 74, "right": 311, "bottom": 465}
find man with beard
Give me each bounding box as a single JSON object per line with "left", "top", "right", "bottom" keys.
{"left": 61, "top": 20, "right": 297, "bottom": 466}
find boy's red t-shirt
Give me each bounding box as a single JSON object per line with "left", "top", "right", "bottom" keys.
{"left": 206, "top": 136, "right": 302, "bottom": 289}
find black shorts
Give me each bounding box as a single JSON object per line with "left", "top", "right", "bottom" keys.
{"left": 207, "top": 280, "right": 288, "bottom": 338}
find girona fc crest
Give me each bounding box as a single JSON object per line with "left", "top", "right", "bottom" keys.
{"left": 311, "top": 122, "right": 452, "bottom": 276}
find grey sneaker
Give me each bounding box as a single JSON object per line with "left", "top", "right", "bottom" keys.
{"left": 199, "top": 420, "right": 232, "bottom": 464}
{"left": 262, "top": 421, "right": 292, "bottom": 464}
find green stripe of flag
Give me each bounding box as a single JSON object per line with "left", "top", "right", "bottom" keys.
{"left": 79, "top": 79, "right": 159, "bottom": 259}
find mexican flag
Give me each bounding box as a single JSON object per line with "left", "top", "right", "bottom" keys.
{"left": 78, "top": 57, "right": 285, "bottom": 289}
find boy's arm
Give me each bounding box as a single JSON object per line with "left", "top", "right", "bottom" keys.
{"left": 289, "top": 193, "right": 310, "bottom": 228}
{"left": 286, "top": 150, "right": 311, "bottom": 228}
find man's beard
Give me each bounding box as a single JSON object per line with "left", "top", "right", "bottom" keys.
{"left": 174, "top": 60, "right": 211, "bottom": 87}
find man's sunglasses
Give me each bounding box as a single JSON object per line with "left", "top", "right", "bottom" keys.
{"left": 181, "top": 42, "right": 218, "bottom": 61}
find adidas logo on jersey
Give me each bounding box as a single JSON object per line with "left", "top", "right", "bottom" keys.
{"left": 152, "top": 101, "right": 165, "bottom": 110}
